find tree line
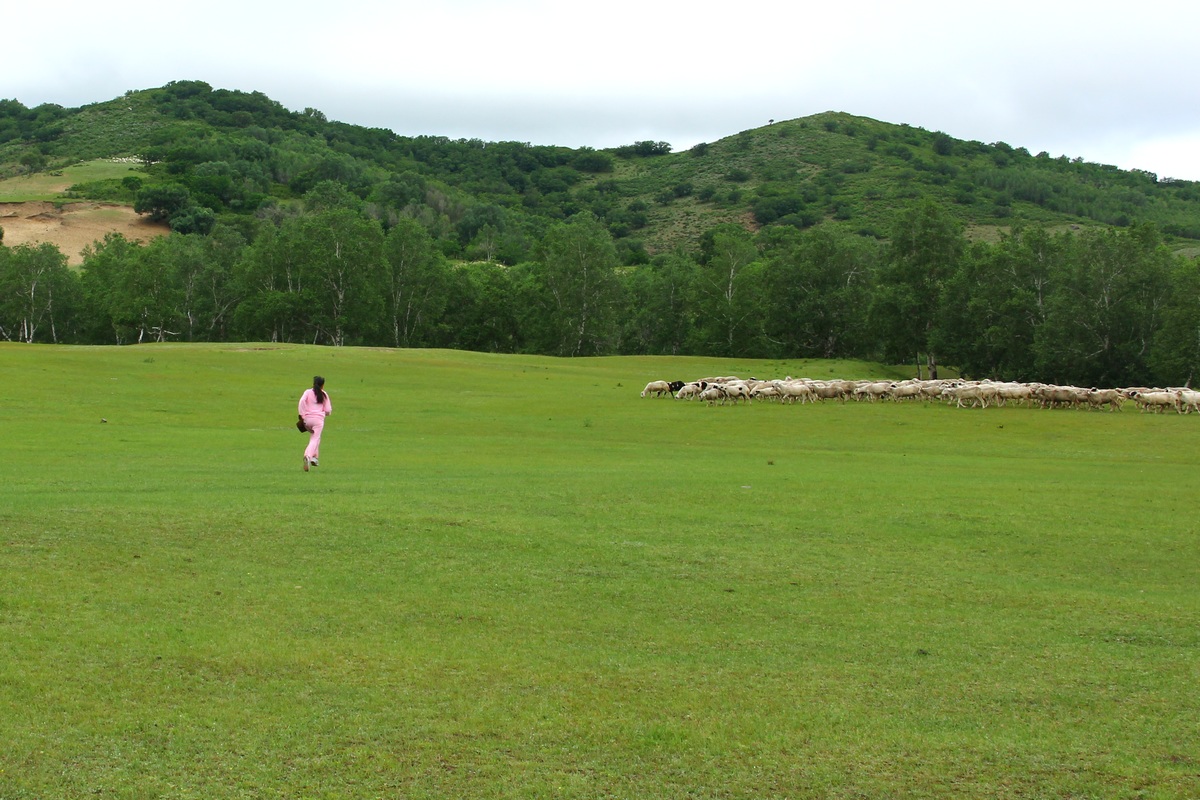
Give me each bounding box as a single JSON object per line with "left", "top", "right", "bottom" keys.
{"left": 2, "top": 187, "right": 1197, "bottom": 388}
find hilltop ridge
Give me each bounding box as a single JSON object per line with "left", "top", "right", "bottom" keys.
{"left": 2, "top": 81, "right": 1199, "bottom": 261}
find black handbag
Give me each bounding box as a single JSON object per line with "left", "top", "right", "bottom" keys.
{"left": 296, "top": 415, "right": 308, "bottom": 433}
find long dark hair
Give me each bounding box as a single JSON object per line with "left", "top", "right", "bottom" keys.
{"left": 312, "top": 376, "right": 325, "bottom": 404}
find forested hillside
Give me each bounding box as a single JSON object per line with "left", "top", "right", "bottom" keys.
{"left": 2, "top": 80, "right": 1199, "bottom": 386}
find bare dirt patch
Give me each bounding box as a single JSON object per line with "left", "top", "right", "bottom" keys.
{"left": 0, "top": 201, "right": 169, "bottom": 266}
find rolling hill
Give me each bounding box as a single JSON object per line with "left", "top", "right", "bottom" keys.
{"left": 3, "top": 81, "right": 1200, "bottom": 261}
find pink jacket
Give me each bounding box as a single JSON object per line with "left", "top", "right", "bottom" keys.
{"left": 298, "top": 388, "right": 332, "bottom": 419}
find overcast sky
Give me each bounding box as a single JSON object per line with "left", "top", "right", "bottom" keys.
{"left": 7, "top": 0, "right": 1200, "bottom": 180}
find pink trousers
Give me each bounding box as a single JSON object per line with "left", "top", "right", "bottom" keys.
{"left": 303, "top": 415, "right": 325, "bottom": 460}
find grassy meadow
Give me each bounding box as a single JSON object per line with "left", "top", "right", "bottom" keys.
{"left": 0, "top": 159, "right": 141, "bottom": 202}
{"left": 2, "top": 343, "right": 1199, "bottom": 799}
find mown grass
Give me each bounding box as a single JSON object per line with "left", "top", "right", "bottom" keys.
{"left": 2, "top": 343, "right": 1199, "bottom": 799}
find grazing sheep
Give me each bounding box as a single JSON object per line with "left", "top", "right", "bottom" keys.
{"left": 750, "top": 384, "right": 781, "bottom": 402}
{"left": 641, "top": 380, "right": 671, "bottom": 398}
{"left": 646, "top": 370, "right": 1193, "bottom": 421}
{"left": 715, "top": 382, "right": 752, "bottom": 404}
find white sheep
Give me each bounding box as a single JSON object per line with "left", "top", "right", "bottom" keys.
{"left": 854, "top": 381, "right": 895, "bottom": 402}
{"left": 1085, "top": 388, "right": 1125, "bottom": 411}
{"left": 641, "top": 380, "right": 671, "bottom": 398}
{"left": 1131, "top": 390, "right": 1182, "bottom": 413}
{"left": 773, "top": 380, "right": 815, "bottom": 404}
{"left": 750, "top": 384, "right": 781, "bottom": 402}
{"left": 715, "top": 383, "right": 751, "bottom": 404}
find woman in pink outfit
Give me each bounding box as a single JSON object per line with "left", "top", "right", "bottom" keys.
{"left": 298, "top": 375, "right": 332, "bottom": 471}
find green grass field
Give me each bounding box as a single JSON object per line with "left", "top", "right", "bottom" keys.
{"left": 3, "top": 343, "right": 1199, "bottom": 799}
{"left": 0, "top": 159, "right": 142, "bottom": 202}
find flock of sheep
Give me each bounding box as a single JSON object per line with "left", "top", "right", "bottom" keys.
{"left": 640, "top": 376, "right": 1200, "bottom": 414}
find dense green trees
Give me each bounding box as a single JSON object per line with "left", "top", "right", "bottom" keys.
{"left": 1150, "top": 257, "right": 1200, "bottom": 386}
{"left": 234, "top": 208, "right": 383, "bottom": 346}
{"left": 1033, "top": 225, "right": 1173, "bottom": 387}
{"left": 0, "top": 242, "right": 76, "bottom": 342}
{"left": 445, "top": 261, "right": 520, "bottom": 353}
{"left": 3, "top": 189, "right": 1198, "bottom": 389}
{"left": 871, "top": 201, "right": 964, "bottom": 377}
{"left": 77, "top": 233, "right": 150, "bottom": 343}
{"left": 134, "top": 184, "right": 191, "bottom": 222}
{"left": 928, "top": 223, "right": 1188, "bottom": 387}
{"left": 0, "top": 99, "right": 70, "bottom": 150}
{"left": 10, "top": 85, "right": 1200, "bottom": 384}
{"left": 11, "top": 88, "right": 1200, "bottom": 267}
{"left": 621, "top": 252, "right": 695, "bottom": 356}
{"left": 134, "top": 184, "right": 217, "bottom": 235}
{"left": 382, "top": 219, "right": 452, "bottom": 348}
{"left": 760, "top": 227, "right": 875, "bottom": 359}
{"left": 523, "top": 213, "right": 622, "bottom": 357}
{"left": 934, "top": 227, "right": 1052, "bottom": 381}
{"left": 692, "top": 225, "right": 764, "bottom": 356}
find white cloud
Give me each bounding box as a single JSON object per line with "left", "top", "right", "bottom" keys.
{"left": 1124, "top": 133, "right": 1200, "bottom": 182}
{"left": 5, "top": 0, "right": 1200, "bottom": 179}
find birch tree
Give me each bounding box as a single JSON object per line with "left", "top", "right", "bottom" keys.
{"left": 383, "top": 219, "right": 451, "bottom": 348}
{"left": 534, "top": 213, "right": 621, "bottom": 356}
{"left": 0, "top": 242, "right": 77, "bottom": 343}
